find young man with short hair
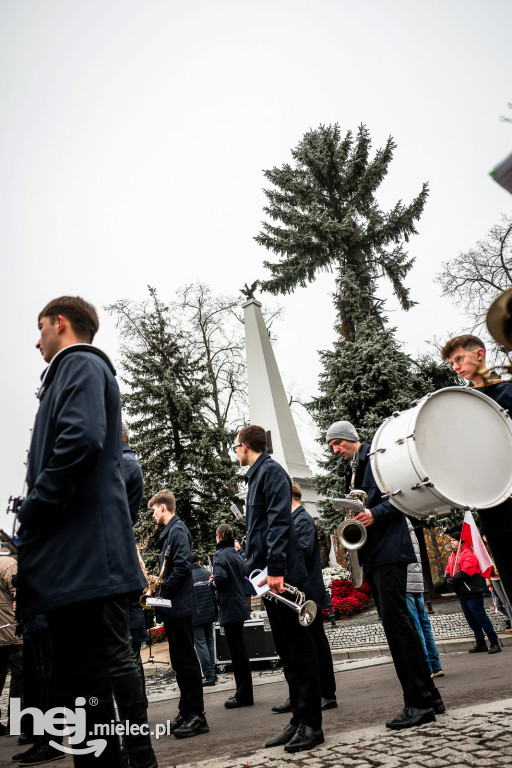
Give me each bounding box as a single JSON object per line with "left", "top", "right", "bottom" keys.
{"left": 234, "top": 425, "right": 323, "bottom": 753}
{"left": 148, "top": 490, "right": 208, "bottom": 739}
{"left": 18, "top": 296, "right": 156, "bottom": 768}
{"left": 441, "top": 334, "right": 512, "bottom": 612}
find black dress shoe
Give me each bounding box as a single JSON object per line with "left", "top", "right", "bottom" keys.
{"left": 168, "top": 713, "right": 186, "bottom": 733}
{"left": 271, "top": 697, "right": 291, "bottom": 714}
{"left": 488, "top": 643, "right": 502, "bottom": 654}
{"left": 468, "top": 643, "right": 488, "bottom": 653}
{"left": 284, "top": 723, "right": 325, "bottom": 753}
{"left": 386, "top": 706, "right": 435, "bottom": 730}
{"left": 202, "top": 677, "right": 216, "bottom": 686}
{"left": 264, "top": 723, "right": 298, "bottom": 748}
{"left": 225, "top": 696, "right": 254, "bottom": 709}
{"left": 321, "top": 697, "right": 338, "bottom": 711}
{"left": 173, "top": 713, "right": 209, "bottom": 738}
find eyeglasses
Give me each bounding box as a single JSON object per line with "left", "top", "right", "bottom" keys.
{"left": 232, "top": 443, "right": 244, "bottom": 453}
{"left": 448, "top": 353, "right": 470, "bottom": 370}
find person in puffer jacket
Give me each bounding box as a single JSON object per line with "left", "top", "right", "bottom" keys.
{"left": 445, "top": 531, "right": 501, "bottom": 654}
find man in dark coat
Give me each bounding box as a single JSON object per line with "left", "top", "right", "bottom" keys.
{"left": 190, "top": 552, "right": 217, "bottom": 686}
{"left": 441, "top": 334, "right": 512, "bottom": 606}
{"left": 148, "top": 489, "right": 208, "bottom": 739}
{"left": 235, "top": 424, "right": 323, "bottom": 754}
{"left": 327, "top": 419, "right": 444, "bottom": 730}
{"left": 17, "top": 296, "right": 155, "bottom": 768}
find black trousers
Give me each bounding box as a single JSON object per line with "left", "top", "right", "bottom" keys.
{"left": 46, "top": 594, "right": 153, "bottom": 767}
{"left": 22, "top": 628, "right": 55, "bottom": 744}
{"left": 0, "top": 643, "right": 23, "bottom": 727}
{"left": 265, "top": 599, "right": 322, "bottom": 730}
{"left": 367, "top": 563, "right": 438, "bottom": 710}
{"left": 223, "top": 622, "right": 253, "bottom": 704}
{"left": 310, "top": 610, "right": 336, "bottom": 699}
{"left": 163, "top": 616, "right": 204, "bottom": 717}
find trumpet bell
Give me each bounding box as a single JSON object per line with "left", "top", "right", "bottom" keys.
{"left": 298, "top": 600, "right": 317, "bottom": 626}
{"left": 487, "top": 287, "right": 512, "bottom": 350}
{"left": 337, "top": 518, "right": 367, "bottom": 550}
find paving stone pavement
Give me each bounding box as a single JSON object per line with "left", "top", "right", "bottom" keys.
{"left": 175, "top": 699, "right": 512, "bottom": 768}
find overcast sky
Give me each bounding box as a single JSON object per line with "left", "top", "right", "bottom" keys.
{"left": 1, "top": 0, "right": 511, "bottom": 531}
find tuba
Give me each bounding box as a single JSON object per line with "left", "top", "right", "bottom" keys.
{"left": 333, "top": 452, "right": 367, "bottom": 588}
{"left": 139, "top": 546, "right": 170, "bottom": 610}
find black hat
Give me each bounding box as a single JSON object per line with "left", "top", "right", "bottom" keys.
{"left": 190, "top": 552, "right": 199, "bottom": 565}
{"left": 449, "top": 531, "right": 461, "bottom": 541}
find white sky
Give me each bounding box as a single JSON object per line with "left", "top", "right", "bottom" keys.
{"left": 1, "top": 0, "right": 511, "bottom": 531}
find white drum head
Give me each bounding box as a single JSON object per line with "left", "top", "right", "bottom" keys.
{"left": 413, "top": 387, "right": 512, "bottom": 509}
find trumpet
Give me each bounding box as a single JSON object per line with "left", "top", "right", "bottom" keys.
{"left": 139, "top": 546, "right": 170, "bottom": 610}
{"left": 249, "top": 569, "right": 317, "bottom": 627}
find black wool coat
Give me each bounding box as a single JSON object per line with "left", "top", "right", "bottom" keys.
{"left": 244, "top": 452, "right": 308, "bottom": 588}
{"left": 157, "top": 515, "right": 195, "bottom": 621}
{"left": 17, "top": 346, "right": 144, "bottom": 619}
{"left": 213, "top": 539, "right": 250, "bottom": 626}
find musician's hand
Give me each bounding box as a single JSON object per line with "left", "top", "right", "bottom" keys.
{"left": 259, "top": 574, "right": 285, "bottom": 594}
{"left": 354, "top": 509, "right": 375, "bottom": 527}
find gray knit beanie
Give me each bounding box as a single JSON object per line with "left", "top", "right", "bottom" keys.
{"left": 325, "top": 420, "right": 359, "bottom": 444}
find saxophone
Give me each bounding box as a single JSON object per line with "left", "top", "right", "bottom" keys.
{"left": 139, "top": 546, "right": 171, "bottom": 610}
{"left": 334, "top": 452, "right": 368, "bottom": 588}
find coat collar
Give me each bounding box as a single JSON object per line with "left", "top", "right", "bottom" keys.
{"left": 159, "top": 514, "right": 180, "bottom": 540}
{"left": 245, "top": 451, "right": 270, "bottom": 481}
{"left": 37, "top": 344, "right": 116, "bottom": 401}
{"left": 291, "top": 504, "right": 306, "bottom": 520}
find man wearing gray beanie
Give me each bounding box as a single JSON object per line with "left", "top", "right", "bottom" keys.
{"left": 326, "top": 419, "right": 445, "bottom": 730}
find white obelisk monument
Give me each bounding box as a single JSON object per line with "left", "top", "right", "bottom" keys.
{"left": 242, "top": 296, "right": 319, "bottom": 517}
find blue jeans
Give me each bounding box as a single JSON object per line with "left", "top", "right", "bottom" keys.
{"left": 193, "top": 623, "right": 216, "bottom": 681}
{"left": 460, "top": 597, "right": 499, "bottom": 646}
{"left": 406, "top": 593, "right": 442, "bottom": 673}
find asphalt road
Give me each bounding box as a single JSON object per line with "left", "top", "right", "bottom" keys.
{"left": 147, "top": 648, "right": 511, "bottom": 766}
{"left": 1, "top": 649, "right": 509, "bottom": 767}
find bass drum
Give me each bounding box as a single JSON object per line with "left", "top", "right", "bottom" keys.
{"left": 370, "top": 387, "right": 512, "bottom": 518}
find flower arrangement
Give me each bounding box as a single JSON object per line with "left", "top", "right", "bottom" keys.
{"left": 325, "top": 577, "right": 372, "bottom": 619}
{"left": 148, "top": 625, "right": 167, "bottom": 644}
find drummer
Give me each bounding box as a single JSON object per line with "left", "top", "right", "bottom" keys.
{"left": 441, "top": 334, "right": 512, "bottom": 608}
{"left": 326, "top": 421, "right": 445, "bottom": 730}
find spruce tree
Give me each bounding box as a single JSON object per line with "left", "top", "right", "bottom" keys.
{"left": 255, "top": 123, "right": 428, "bottom": 342}
{"left": 107, "top": 287, "right": 242, "bottom": 568}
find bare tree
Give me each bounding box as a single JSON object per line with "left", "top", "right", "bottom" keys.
{"left": 436, "top": 215, "right": 512, "bottom": 335}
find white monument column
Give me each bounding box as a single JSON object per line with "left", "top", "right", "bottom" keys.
{"left": 242, "top": 297, "right": 318, "bottom": 516}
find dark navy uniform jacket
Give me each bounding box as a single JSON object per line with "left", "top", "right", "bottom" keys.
{"left": 344, "top": 443, "right": 414, "bottom": 576}
{"left": 473, "top": 381, "right": 512, "bottom": 536}
{"left": 244, "top": 452, "right": 308, "bottom": 588}
{"left": 291, "top": 505, "right": 330, "bottom": 609}
{"left": 191, "top": 563, "right": 217, "bottom": 626}
{"left": 17, "top": 345, "right": 144, "bottom": 619}
{"left": 213, "top": 539, "right": 250, "bottom": 626}
{"left": 121, "top": 443, "right": 144, "bottom": 525}
{"left": 158, "top": 514, "right": 195, "bottom": 620}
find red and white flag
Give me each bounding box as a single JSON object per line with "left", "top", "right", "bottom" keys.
{"left": 460, "top": 510, "right": 493, "bottom": 579}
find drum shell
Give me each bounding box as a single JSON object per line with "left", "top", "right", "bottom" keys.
{"left": 370, "top": 387, "right": 512, "bottom": 518}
